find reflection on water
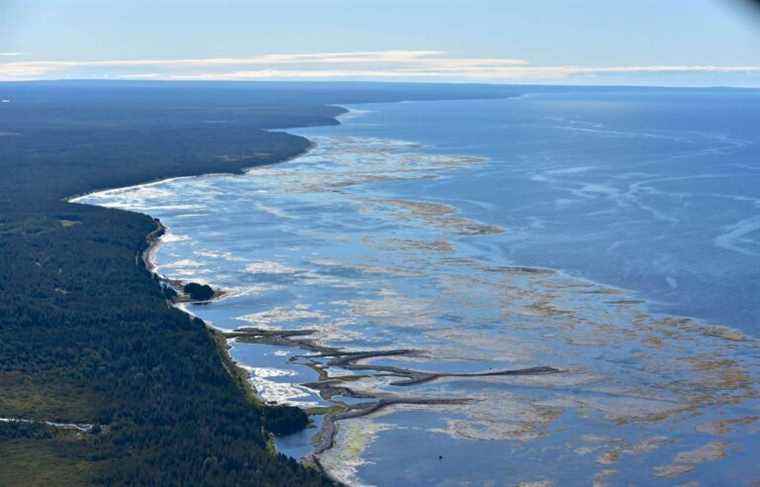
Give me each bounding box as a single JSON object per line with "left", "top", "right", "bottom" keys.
{"left": 76, "top": 95, "right": 760, "bottom": 486}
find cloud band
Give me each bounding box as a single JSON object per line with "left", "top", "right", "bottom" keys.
{"left": 1, "top": 50, "right": 759, "bottom": 83}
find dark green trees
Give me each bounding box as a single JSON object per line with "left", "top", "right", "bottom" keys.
{"left": 263, "top": 405, "right": 311, "bottom": 437}
{"left": 183, "top": 282, "right": 215, "bottom": 301}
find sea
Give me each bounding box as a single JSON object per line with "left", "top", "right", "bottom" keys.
{"left": 77, "top": 88, "right": 760, "bottom": 486}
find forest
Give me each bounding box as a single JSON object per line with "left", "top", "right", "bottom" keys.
{"left": 0, "top": 81, "right": 516, "bottom": 486}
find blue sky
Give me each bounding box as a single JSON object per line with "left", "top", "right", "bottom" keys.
{"left": 2, "top": 0, "right": 760, "bottom": 85}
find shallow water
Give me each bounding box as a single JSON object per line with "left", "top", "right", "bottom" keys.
{"left": 77, "top": 90, "right": 760, "bottom": 486}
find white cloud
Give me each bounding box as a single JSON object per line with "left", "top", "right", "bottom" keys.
{"left": 165, "top": 66, "right": 760, "bottom": 82}
{"left": 0, "top": 52, "right": 24, "bottom": 57}
{"left": 1, "top": 50, "right": 759, "bottom": 83}
{"left": 0, "top": 50, "right": 457, "bottom": 69}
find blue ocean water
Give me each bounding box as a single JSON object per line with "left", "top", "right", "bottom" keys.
{"left": 311, "top": 92, "right": 760, "bottom": 332}
{"left": 78, "top": 89, "right": 760, "bottom": 486}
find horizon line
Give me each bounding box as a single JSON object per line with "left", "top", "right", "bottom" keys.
{"left": 1, "top": 78, "right": 760, "bottom": 90}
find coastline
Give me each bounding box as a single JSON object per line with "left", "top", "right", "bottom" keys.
{"left": 124, "top": 132, "right": 359, "bottom": 477}
{"left": 0, "top": 84, "right": 527, "bottom": 486}
{"left": 125, "top": 115, "right": 565, "bottom": 475}
{"left": 67, "top": 136, "right": 321, "bottom": 205}
{"left": 63, "top": 126, "right": 340, "bottom": 479}
{"left": 134, "top": 142, "right": 317, "bottom": 354}
{"left": 6, "top": 82, "right": 760, "bottom": 485}
{"left": 127, "top": 135, "right": 359, "bottom": 481}
{"left": 129, "top": 137, "right": 331, "bottom": 473}
{"left": 71, "top": 95, "right": 759, "bottom": 486}
{"left": 127, "top": 99, "right": 757, "bottom": 471}
{"left": 80, "top": 102, "right": 517, "bottom": 475}
{"left": 130, "top": 135, "right": 319, "bottom": 277}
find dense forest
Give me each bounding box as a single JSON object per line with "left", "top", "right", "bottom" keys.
{"left": 0, "top": 81, "right": 516, "bottom": 486}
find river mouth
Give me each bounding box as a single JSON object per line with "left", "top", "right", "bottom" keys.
{"left": 75, "top": 97, "right": 760, "bottom": 486}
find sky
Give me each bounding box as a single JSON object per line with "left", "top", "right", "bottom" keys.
{"left": 2, "top": 0, "right": 760, "bottom": 86}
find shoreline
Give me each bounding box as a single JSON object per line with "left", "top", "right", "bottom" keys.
{"left": 67, "top": 137, "right": 320, "bottom": 205}
{"left": 124, "top": 101, "right": 755, "bottom": 465}
{"left": 66, "top": 127, "right": 335, "bottom": 468}
{"left": 76, "top": 95, "right": 758, "bottom": 485}
{"left": 1, "top": 85, "right": 528, "bottom": 486}
{"left": 127, "top": 134, "right": 361, "bottom": 477}
{"left": 101, "top": 103, "right": 561, "bottom": 474}
{"left": 124, "top": 111, "right": 565, "bottom": 472}
{"left": 128, "top": 139, "right": 353, "bottom": 480}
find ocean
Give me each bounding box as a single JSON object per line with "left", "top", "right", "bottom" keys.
{"left": 77, "top": 88, "right": 760, "bottom": 485}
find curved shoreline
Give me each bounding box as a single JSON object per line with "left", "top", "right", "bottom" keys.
{"left": 117, "top": 110, "right": 564, "bottom": 474}
{"left": 65, "top": 125, "right": 340, "bottom": 478}
{"left": 139, "top": 211, "right": 563, "bottom": 473}
{"left": 2, "top": 84, "right": 531, "bottom": 485}
{"left": 74, "top": 98, "right": 759, "bottom": 485}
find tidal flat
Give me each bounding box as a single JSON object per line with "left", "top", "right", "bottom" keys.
{"left": 77, "top": 91, "right": 760, "bottom": 486}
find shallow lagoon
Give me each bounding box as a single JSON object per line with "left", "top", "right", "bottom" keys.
{"left": 78, "top": 90, "right": 760, "bottom": 485}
